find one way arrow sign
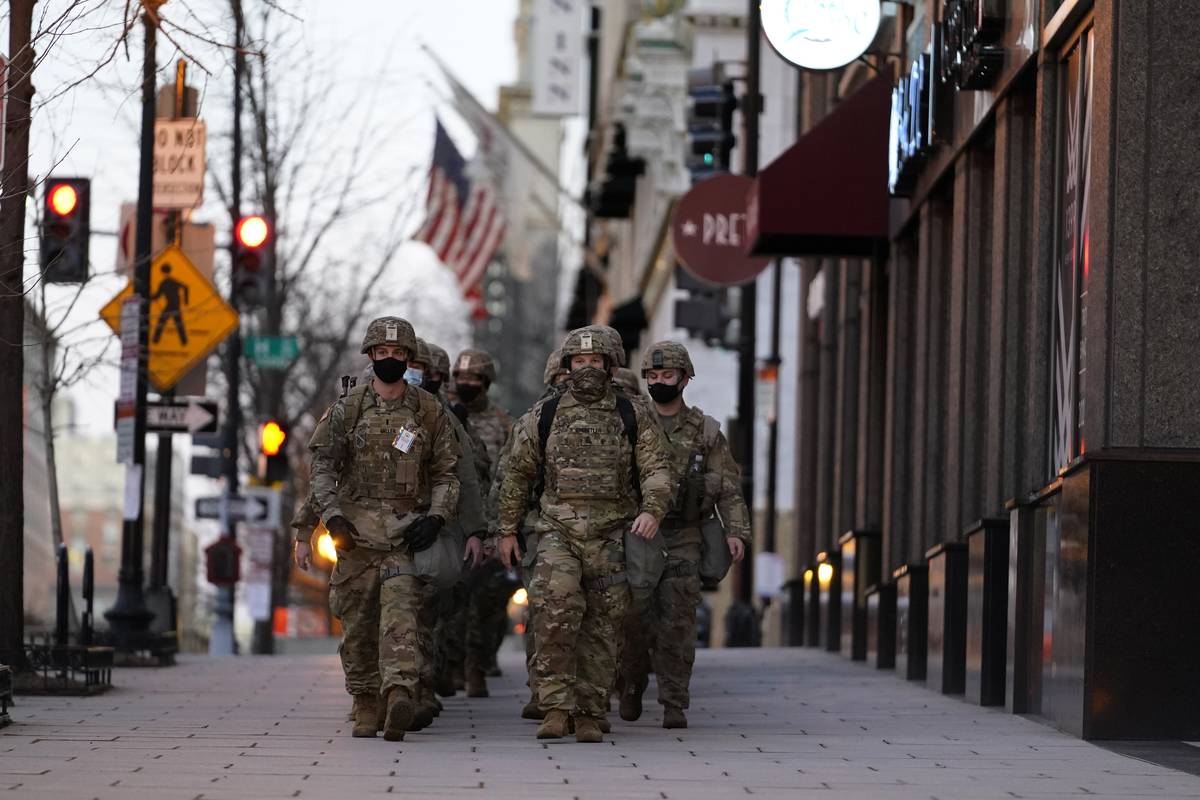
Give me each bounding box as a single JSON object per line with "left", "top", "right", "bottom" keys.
{"left": 195, "top": 487, "right": 280, "bottom": 526}
{"left": 144, "top": 399, "right": 219, "bottom": 434}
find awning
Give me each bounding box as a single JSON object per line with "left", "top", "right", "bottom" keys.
{"left": 745, "top": 68, "right": 893, "bottom": 258}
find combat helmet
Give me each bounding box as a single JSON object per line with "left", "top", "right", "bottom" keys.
{"left": 426, "top": 342, "right": 451, "bottom": 377}
{"left": 613, "top": 367, "right": 643, "bottom": 397}
{"left": 543, "top": 349, "right": 568, "bottom": 386}
{"left": 640, "top": 340, "right": 695, "bottom": 378}
{"left": 453, "top": 349, "right": 497, "bottom": 384}
{"left": 560, "top": 325, "right": 622, "bottom": 368}
{"left": 413, "top": 337, "right": 433, "bottom": 368}
{"left": 596, "top": 325, "right": 627, "bottom": 367}
{"left": 361, "top": 316, "right": 416, "bottom": 355}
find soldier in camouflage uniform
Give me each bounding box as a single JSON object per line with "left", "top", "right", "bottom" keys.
{"left": 486, "top": 349, "right": 570, "bottom": 721}
{"left": 307, "top": 317, "right": 460, "bottom": 742}
{"left": 617, "top": 341, "right": 750, "bottom": 729}
{"left": 406, "top": 338, "right": 487, "bottom": 717}
{"left": 497, "top": 327, "right": 674, "bottom": 743}
{"left": 613, "top": 367, "right": 643, "bottom": 399}
{"left": 452, "top": 349, "right": 515, "bottom": 698}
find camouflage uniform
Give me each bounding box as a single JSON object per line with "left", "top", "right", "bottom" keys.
{"left": 498, "top": 327, "right": 674, "bottom": 736}
{"left": 308, "top": 317, "right": 460, "bottom": 740}
{"left": 613, "top": 368, "right": 643, "bottom": 399}
{"left": 618, "top": 342, "right": 751, "bottom": 718}
{"left": 409, "top": 339, "right": 490, "bottom": 708}
{"left": 453, "top": 349, "right": 516, "bottom": 694}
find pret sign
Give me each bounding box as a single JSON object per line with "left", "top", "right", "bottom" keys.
{"left": 671, "top": 175, "right": 769, "bottom": 287}
{"left": 761, "top": 0, "right": 882, "bottom": 71}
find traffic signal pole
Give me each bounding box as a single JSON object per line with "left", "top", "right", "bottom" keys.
{"left": 104, "top": 4, "right": 159, "bottom": 652}
{"left": 147, "top": 59, "right": 191, "bottom": 646}
{"left": 210, "top": 3, "right": 245, "bottom": 656}
{"left": 726, "top": 0, "right": 762, "bottom": 648}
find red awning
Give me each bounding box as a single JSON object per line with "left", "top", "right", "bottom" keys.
{"left": 745, "top": 68, "right": 892, "bottom": 258}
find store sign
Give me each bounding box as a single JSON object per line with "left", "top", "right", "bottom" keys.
{"left": 671, "top": 175, "right": 769, "bottom": 286}
{"left": 940, "top": 0, "right": 1006, "bottom": 90}
{"left": 888, "top": 52, "right": 935, "bottom": 197}
{"left": 761, "top": 0, "right": 882, "bottom": 71}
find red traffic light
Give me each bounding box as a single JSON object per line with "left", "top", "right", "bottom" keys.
{"left": 260, "top": 420, "right": 287, "bottom": 456}
{"left": 235, "top": 214, "right": 270, "bottom": 249}
{"left": 48, "top": 183, "right": 79, "bottom": 216}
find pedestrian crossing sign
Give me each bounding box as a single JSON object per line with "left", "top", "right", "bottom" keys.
{"left": 99, "top": 244, "right": 239, "bottom": 391}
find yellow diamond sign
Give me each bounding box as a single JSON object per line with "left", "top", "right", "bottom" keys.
{"left": 100, "top": 244, "right": 239, "bottom": 392}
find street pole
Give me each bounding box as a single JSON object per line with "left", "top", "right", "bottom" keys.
{"left": 765, "top": 257, "right": 782, "bottom": 557}
{"left": 104, "top": 3, "right": 160, "bottom": 651}
{"left": 148, "top": 59, "right": 189, "bottom": 644}
{"left": 210, "top": 3, "right": 244, "bottom": 656}
{"left": 726, "top": 0, "right": 761, "bottom": 647}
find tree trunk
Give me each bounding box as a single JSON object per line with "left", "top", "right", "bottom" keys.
{"left": 0, "top": 0, "right": 38, "bottom": 670}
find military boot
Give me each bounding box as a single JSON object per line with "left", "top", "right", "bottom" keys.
{"left": 351, "top": 694, "right": 379, "bottom": 738}
{"left": 574, "top": 715, "right": 604, "bottom": 743}
{"left": 435, "top": 671, "right": 457, "bottom": 698}
{"left": 409, "top": 690, "right": 437, "bottom": 732}
{"left": 451, "top": 667, "right": 465, "bottom": 692}
{"left": 465, "top": 667, "right": 489, "bottom": 698}
{"left": 619, "top": 678, "right": 646, "bottom": 722}
{"left": 597, "top": 716, "right": 611, "bottom": 734}
{"left": 663, "top": 706, "right": 688, "bottom": 729}
{"left": 382, "top": 688, "right": 415, "bottom": 742}
{"left": 536, "top": 709, "right": 570, "bottom": 739}
{"left": 521, "top": 696, "right": 545, "bottom": 720}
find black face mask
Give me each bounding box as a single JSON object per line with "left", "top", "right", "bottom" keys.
{"left": 373, "top": 357, "right": 407, "bottom": 384}
{"left": 456, "top": 384, "right": 483, "bottom": 403}
{"left": 648, "top": 381, "right": 682, "bottom": 404}
{"left": 423, "top": 378, "right": 443, "bottom": 395}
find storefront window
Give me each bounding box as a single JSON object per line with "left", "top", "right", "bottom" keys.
{"left": 1049, "top": 26, "right": 1093, "bottom": 477}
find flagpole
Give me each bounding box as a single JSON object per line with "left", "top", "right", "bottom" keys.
{"left": 419, "top": 44, "right": 586, "bottom": 212}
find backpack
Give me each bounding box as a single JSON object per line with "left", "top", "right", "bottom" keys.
{"left": 534, "top": 393, "right": 641, "bottom": 502}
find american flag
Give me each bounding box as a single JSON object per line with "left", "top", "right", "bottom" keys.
{"left": 416, "top": 120, "right": 506, "bottom": 317}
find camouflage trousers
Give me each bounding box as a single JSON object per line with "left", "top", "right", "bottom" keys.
{"left": 529, "top": 530, "right": 629, "bottom": 718}
{"left": 619, "top": 535, "right": 702, "bottom": 710}
{"left": 328, "top": 546, "right": 438, "bottom": 700}
{"left": 466, "top": 560, "right": 516, "bottom": 674}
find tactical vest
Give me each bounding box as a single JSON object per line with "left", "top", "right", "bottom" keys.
{"left": 339, "top": 383, "right": 440, "bottom": 509}
{"left": 661, "top": 408, "right": 721, "bottom": 527}
{"left": 537, "top": 394, "right": 639, "bottom": 503}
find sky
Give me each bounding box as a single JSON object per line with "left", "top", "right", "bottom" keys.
{"left": 14, "top": 0, "right": 520, "bottom": 438}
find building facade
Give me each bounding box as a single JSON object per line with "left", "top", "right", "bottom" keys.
{"left": 760, "top": 0, "right": 1200, "bottom": 740}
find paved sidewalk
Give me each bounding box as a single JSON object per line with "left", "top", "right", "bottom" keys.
{"left": 4, "top": 646, "right": 1200, "bottom": 799}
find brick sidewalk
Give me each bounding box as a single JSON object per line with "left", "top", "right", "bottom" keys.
{"left": 3, "top": 646, "right": 1200, "bottom": 799}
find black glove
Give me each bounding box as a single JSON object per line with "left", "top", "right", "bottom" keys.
{"left": 404, "top": 515, "right": 445, "bottom": 553}
{"left": 325, "top": 515, "right": 358, "bottom": 552}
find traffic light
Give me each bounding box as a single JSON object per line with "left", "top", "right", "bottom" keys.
{"left": 586, "top": 123, "right": 645, "bottom": 219}
{"left": 40, "top": 178, "right": 91, "bottom": 283}
{"left": 234, "top": 214, "right": 270, "bottom": 307}
{"left": 686, "top": 66, "right": 737, "bottom": 181}
{"left": 674, "top": 266, "right": 732, "bottom": 346}
{"left": 257, "top": 419, "right": 288, "bottom": 484}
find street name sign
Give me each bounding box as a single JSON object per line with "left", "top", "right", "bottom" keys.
{"left": 153, "top": 118, "right": 206, "bottom": 209}
{"left": 244, "top": 335, "right": 299, "bottom": 369}
{"left": 144, "top": 398, "right": 218, "bottom": 434}
{"left": 99, "top": 245, "right": 239, "bottom": 392}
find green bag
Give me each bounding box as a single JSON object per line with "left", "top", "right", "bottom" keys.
{"left": 699, "top": 515, "right": 733, "bottom": 585}
{"left": 625, "top": 528, "right": 667, "bottom": 596}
